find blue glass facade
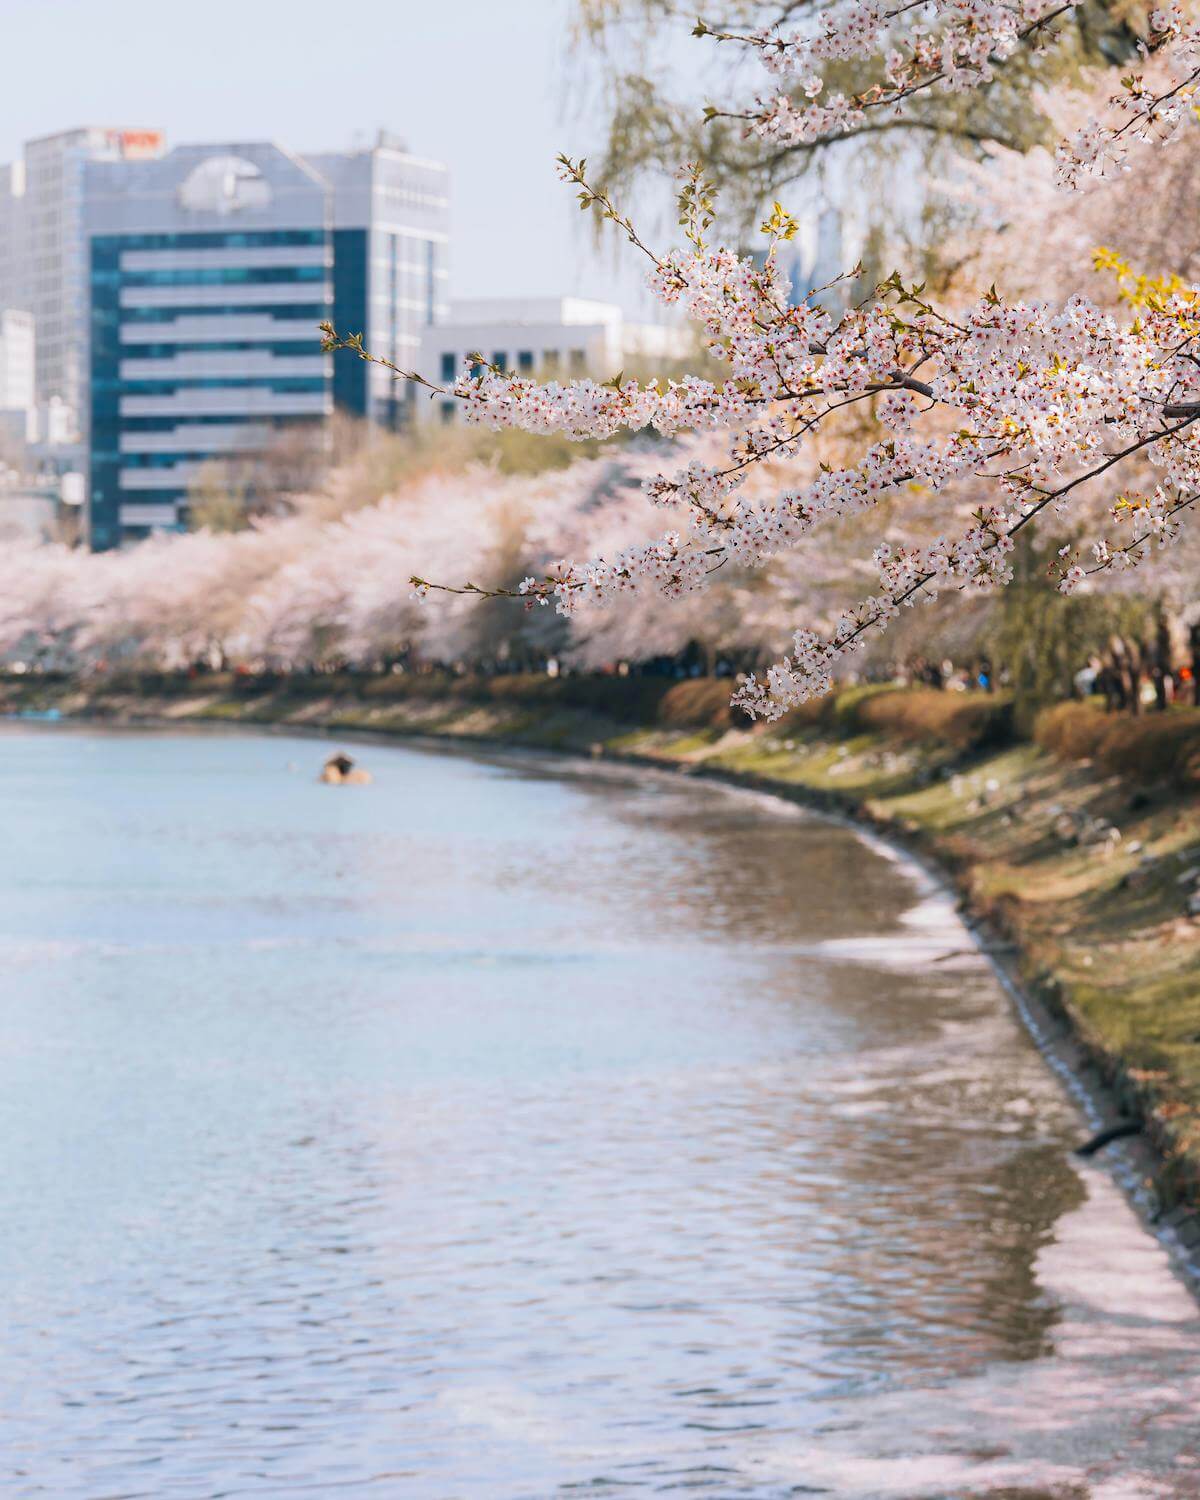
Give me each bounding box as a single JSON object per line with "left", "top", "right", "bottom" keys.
{"left": 88, "top": 226, "right": 343, "bottom": 549}
{"left": 331, "top": 229, "right": 369, "bottom": 420}
{"left": 123, "top": 305, "right": 328, "bottom": 322}
{"left": 88, "top": 237, "right": 124, "bottom": 552}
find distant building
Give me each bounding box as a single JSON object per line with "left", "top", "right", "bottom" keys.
{"left": 773, "top": 205, "right": 862, "bottom": 309}
{"left": 417, "top": 296, "right": 691, "bottom": 422}
{"left": 31, "top": 395, "right": 75, "bottom": 449}
{"left": 0, "top": 167, "right": 25, "bottom": 326}
{"left": 0, "top": 475, "right": 59, "bottom": 541}
{"left": 84, "top": 132, "right": 449, "bottom": 548}
{"left": 0, "top": 308, "right": 35, "bottom": 442}
{"left": 0, "top": 466, "right": 78, "bottom": 542}
{"left": 0, "top": 127, "right": 166, "bottom": 423}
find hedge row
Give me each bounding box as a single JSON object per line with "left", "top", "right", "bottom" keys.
{"left": 851, "top": 688, "right": 1014, "bottom": 751}
{"left": 1035, "top": 701, "right": 1200, "bottom": 787}
{"left": 771, "top": 683, "right": 1013, "bottom": 751}
{"left": 69, "top": 670, "right": 1017, "bottom": 749}
{"left": 352, "top": 670, "right": 683, "bottom": 725}
{"left": 64, "top": 667, "right": 709, "bottom": 727}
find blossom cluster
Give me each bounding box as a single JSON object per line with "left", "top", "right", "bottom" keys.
{"left": 1056, "top": 484, "right": 1197, "bottom": 590}
{"left": 0, "top": 450, "right": 790, "bottom": 676}
{"left": 733, "top": 513, "right": 1018, "bottom": 717}
{"left": 700, "top": 0, "right": 1200, "bottom": 189}
{"left": 1055, "top": 4, "right": 1200, "bottom": 184}
{"left": 707, "top": 0, "right": 1070, "bottom": 147}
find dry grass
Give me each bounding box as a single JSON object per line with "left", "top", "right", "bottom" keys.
{"left": 851, "top": 687, "right": 1013, "bottom": 751}
{"left": 1036, "top": 702, "right": 1200, "bottom": 786}
{"left": 656, "top": 679, "right": 739, "bottom": 729}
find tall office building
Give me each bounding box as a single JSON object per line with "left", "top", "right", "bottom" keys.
{"left": 0, "top": 127, "right": 166, "bottom": 422}
{"left": 85, "top": 132, "right": 449, "bottom": 549}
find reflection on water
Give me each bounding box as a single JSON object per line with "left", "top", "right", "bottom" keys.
{"left": 0, "top": 728, "right": 1196, "bottom": 1498}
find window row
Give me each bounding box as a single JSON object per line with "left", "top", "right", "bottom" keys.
{"left": 94, "top": 265, "right": 328, "bottom": 288}
{"left": 438, "top": 348, "right": 588, "bottom": 382}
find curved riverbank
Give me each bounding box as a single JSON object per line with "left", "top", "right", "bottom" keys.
{"left": 6, "top": 668, "right": 1200, "bottom": 1249}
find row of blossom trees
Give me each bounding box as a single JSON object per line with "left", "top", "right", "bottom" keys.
{"left": 0, "top": 445, "right": 869, "bottom": 678}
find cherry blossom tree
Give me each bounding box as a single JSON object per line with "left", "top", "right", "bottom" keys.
{"left": 323, "top": 0, "right": 1200, "bottom": 720}
{"left": 0, "top": 542, "right": 92, "bottom": 669}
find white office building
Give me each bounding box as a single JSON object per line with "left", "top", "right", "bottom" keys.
{"left": 0, "top": 127, "right": 166, "bottom": 426}
{"left": 304, "top": 131, "right": 451, "bottom": 428}
{"left": 417, "top": 297, "right": 691, "bottom": 422}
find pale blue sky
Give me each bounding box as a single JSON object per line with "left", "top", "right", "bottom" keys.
{"left": 0, "top": 0, "right": 675, "bottom": 312}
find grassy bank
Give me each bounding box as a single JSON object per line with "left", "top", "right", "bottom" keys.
{"left": 7, "top": 668, "right": 1200, "bottom": 1222}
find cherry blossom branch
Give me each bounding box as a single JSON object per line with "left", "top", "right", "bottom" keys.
{"left": 692, "top": 0, "right": 1200, "bottom": 188}
{"left": 736, "top": 405, "right": 1200, "bottom": 716}
{"left": 1082, "top": 488, "right": 1200, "bottom": 578}
{"left": 700, "top": 0, "right": 1077, "bottom": 149}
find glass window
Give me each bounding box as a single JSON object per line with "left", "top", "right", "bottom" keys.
{"left": 439, "top": 401, "right": 455, "bottom": 424}
{"left": 491, "top": 351, "right": 507, "bottom": 371}
{"left": 123, "top": 265, "right": 326, "bottom": 287}
{"left": 542, "top": 350, "right": 559, "bottom": 373}
{"left": 517, "top": 350, "right": 534, "bottom": 372}
{"left": 440, "top": 351, "right": 456, "bottom": 382}
{"left": 569, "top": 348, "right": 587, "bottom": 373}
{"left": 92, "top": 229, "right": 325, "bottom": 252}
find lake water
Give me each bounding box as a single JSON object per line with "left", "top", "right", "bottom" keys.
{"left": 1, "top": 726, "right": 1197, "bottom": 1499}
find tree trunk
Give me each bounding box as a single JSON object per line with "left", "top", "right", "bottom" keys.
{"left": 1152, "top": 610, "right": 1171, "bottom": 711}
{"left": 1111, "top": 636, "right": 1140, "bottom": 715}
{"left": 1191, "top": 622, "right": 1200, "bottom": 707}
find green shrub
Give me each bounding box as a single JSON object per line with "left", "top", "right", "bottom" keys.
{"left": 766, "top": 682, "right": 902, "bottom": 736}
{"left": 1033, "top": 702, "right": 1110, "bottom": 762}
